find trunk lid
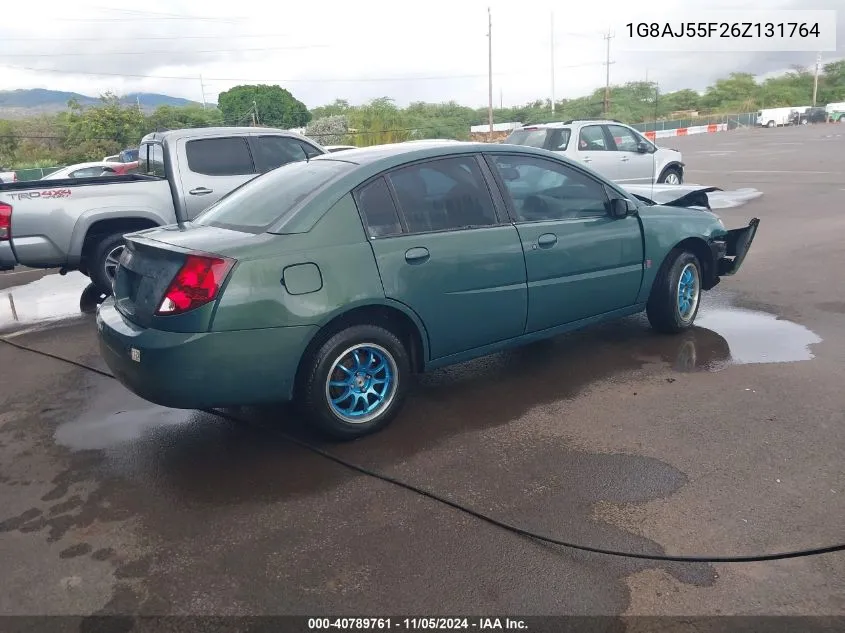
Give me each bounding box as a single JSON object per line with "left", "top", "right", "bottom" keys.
{"left": 114, "top": 224, "right": 250, "bottom": 329}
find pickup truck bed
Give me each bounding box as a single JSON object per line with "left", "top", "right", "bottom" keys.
{"left": 1, "top": 174, "right": 170, "bottom": 274}
{"left": 0, "top": 125, "right": 328, "bottom": 293}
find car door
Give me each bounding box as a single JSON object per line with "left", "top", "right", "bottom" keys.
{"left": 486, "top": 152, "right": 644, "bottom": 333}
{"left": 178, "top": 136, "right": 258, "bottom": 220}
{"left": 606, "top": 124, "right": 656, "bottom": 184}
{"left": 573, "top": 124, "right": 619, "bottom": 180}
{"left": 354, "top": 155, "right": 528, "bottom": 361}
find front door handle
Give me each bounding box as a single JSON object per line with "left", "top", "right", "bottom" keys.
{"left": 620, "top": 156, "right": 630, "bottom": 162}
{"left": 405, "top": 247, "right": 430, "bottom": 264}
{"left": 189, "top": 187, "right": 213, "bottom": 196}
{"left": 582, "top": 157, "right": 592, "bottom": 163}
{"left": 537, "top": 233, "right": 558, "bottom": 248}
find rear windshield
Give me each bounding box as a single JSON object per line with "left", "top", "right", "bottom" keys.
{"left": 192, "top": 158, "right": 354, "bottom": 233}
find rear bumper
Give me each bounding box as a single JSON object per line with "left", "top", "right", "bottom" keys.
{"left": 0, "top": 242, "right": 16, "bottom": 271}
{"left": 96, "top": 298, "right": 318, "bottom": 409}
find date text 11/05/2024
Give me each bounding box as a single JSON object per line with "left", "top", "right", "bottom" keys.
{"left": 307, "top": 618, "right": 528, "bottom": 630}
{"left": 626, "top": 22, "right": 821, "bottom": 38}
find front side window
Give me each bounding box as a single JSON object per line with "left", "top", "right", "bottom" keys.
{"left": 387, "top": 156, "right": 498, "bottom": 234}
{"left": 606, "top": 124, "right": 641, "bottom": 152}
{"left": 577, "top": 125, "right": 608, "bottom": 151}
{"left": 490, "top": 154, "right": 608, "bottom": 222}
{"left": 186, "top": 137, "right": 255, "bottom": 176}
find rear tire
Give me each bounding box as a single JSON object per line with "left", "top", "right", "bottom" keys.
{"left": 89, "top": 232, "right": 126, "bottom": 295}
{"left": 300, "top": 324, "right": 411, "bottom": 440}
{"left": 646, "top": 249, "right": 702, "bottom": 334}
{"left": 767, "top": 120, "right": 776, "bottom": 128}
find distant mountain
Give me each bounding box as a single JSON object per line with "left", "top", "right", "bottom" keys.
{"left": 0, "top": 88, "right": 204, "bottom": 118}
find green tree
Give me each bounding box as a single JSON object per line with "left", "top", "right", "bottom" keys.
{"left": 347, "top": 97, "right": 412, "bottom": 146}
{"left": 63, "top": 93, "right": 146, "bottom": 162}
{"left": 700, "top": 72, "right": 759, "bottom": 111}
{"left": 145, "top": 104, "right": 224, "bottom": 131}
{"left": 217, "top": 84, "right": 311, "bottom": 128}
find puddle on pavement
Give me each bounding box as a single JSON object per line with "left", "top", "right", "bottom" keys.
{"left": 0, "top": 272, "right": 106, "bottom": 331}
{"left": 694, "top": 307, "right": 822, "bottom": 366}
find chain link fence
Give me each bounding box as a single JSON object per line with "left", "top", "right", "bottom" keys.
{"left": 629, "top": 112, "right": 757, "bottom": 133}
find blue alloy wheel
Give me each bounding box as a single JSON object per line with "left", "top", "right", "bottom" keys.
{"left": 677, "top": 262, "right": 700, "bottom": 320}
{"left": 325, "top": 343, "right": 398, "bottom": 423}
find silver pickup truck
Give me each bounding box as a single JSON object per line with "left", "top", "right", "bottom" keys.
{"left": 0, "top": 126, "right": 326, "bottom": 292}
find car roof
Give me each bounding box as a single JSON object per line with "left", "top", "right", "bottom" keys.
{"left": 60, "top": 161, "right": 114, "bottom": 170}
{"left": 515, "top": 119, "right": 625, "bottom": 130}
{"left": 139, "top": 126, "right": 318, "bottom": 145}
{"left": 275, "top": 140, "right": 626, "bottom": 234}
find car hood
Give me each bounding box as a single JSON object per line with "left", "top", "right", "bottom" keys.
{"left": 620, "top": 184, "right": 763, "bottom": 211}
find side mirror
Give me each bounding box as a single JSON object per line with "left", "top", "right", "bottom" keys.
{"left": 609, "top": 197, "right": 636, "bottom": 218}
{"left": 637, "top": 141, "right": 651, "bottom": 154}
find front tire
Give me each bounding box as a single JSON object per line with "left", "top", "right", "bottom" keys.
{"left": 300, "top": 324, "right": 411, "bottom": 440}
{"left": 658, "top": 166, "right": 683, "bottom": 185}
{"left": 647, "top": 249, "right": 703, "bottom": 334}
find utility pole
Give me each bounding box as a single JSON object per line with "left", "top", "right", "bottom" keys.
{"left": 199, "top": 75, "right": 207, "bottom": 109}
{"left": 487, "top": 7, "right": 493, "bottom": 141}
{"left": 252, "top": 100, "right": 260, "bottom": 126}
{"left": 603, "top": 29, "right": 614, "bottom": 116}
{"left": 813, "top": 52, "right": 821, "bottom": 106}
{"left": 500, "top": 88, "right": 503, "bottom": 109}
{"left": 550, "top": 11, "right": 555, "bottom": 115}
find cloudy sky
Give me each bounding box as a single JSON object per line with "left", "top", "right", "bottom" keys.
{"left": 0, "top": 0, "right": 841, "bottom": 109}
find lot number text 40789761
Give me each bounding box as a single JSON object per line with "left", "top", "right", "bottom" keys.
{"left": 307, "top": 618, "right": 529, "bottom": 630}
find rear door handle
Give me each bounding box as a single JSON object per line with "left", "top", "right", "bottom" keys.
{"left": 582, "top": 157, "right": 592, "bottom": 163}
{"left": 405, "top": 247, "right": 430, "bottom": 264}
{"left": 189, "top": 187, "right": 213, "bottom": 196}
{"left": 620, "top": 156, "right": 630, "bottom": 162}
{"left": 537, "top": 233, "right": 558, "bottom": 248}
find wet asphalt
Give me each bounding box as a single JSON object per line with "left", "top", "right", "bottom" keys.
{"left": 1, "top": 124, "right": 844, "bottom": 618}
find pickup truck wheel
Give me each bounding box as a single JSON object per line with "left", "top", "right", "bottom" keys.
{"left": 89, "top": 233, "right": 126, "bottom": 295}
{"left": 299, "top": 324, "right": 411, "bottom": 441}
{"left": 647, "top": 249, "right": 702, "bottom": 334}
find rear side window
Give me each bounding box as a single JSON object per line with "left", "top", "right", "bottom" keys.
{"left": 251, "top": 136, "right": 308, "bottom": 172}
{"left": 192, "top": 159, "right": 353, "bottom": 233}
{"left": 299, "top": 141, "right": 324, "bottom": 159}
{"left": 186, "top": 137, "right": 255, "bottom": 176}
{"left": 387, "top": 156, "right": 498, "bottom": 234}
{"left": 355, "top": 177, "right": 403, "bottom": 238}
{"left": 548, "top": 128, "right": 571, "bottom": 151}
{"left": 505, "top": 129, "right": 550, "bottom": 149}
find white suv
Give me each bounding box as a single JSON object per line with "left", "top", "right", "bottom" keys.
{"left": 504, "top": 119, "right": 684, "bottom": 185}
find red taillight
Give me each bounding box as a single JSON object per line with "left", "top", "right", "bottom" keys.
{"left": 0, "top": 203, "right": 11, "bottom": 241}
{"left": 155, "top": 254, "right": 234, "bottom": 316}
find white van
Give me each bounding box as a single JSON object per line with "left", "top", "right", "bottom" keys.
{"left": 825, "top": 102, "right": 845, "bottom": 114}
{"left": 756, "top": 107, "right": 795, "bottom": 128}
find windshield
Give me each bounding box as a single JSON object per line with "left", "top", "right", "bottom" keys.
{"left": 192, "top": 159, "right": 354, "bottom": 233}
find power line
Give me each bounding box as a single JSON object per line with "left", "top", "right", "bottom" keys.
{"left": 0, "top": 44, "right": 332, "bottom": 58}
{"left": 1, "top": 62, "right": 605, "bottom": 84}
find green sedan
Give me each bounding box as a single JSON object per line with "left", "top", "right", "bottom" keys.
{"left": 96, "top": 141, "right": 759, "bottom": 440}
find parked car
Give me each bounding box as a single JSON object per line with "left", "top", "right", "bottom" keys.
{"left": 96, "top": 141, "right": 759, "bottom": 440}
{"left": 792, "top": 107, "right": 828, "bottom": 125}
{"left": 0, "top": 168, "right": 16, "bottom": 184}
{"left": 504, "top": 119, "right": 684, "bottom": 185}
{"left": 756, "top": 107, "right": 795, "bottom": 128}
{"left": 103, "top": 148, "right": 140, "bottom": 163}
{"left": 41, "top": 161, "right": 136, "bottom": 180}
{"left": 0, "top": 127, "right": 327, "bottom": 292}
